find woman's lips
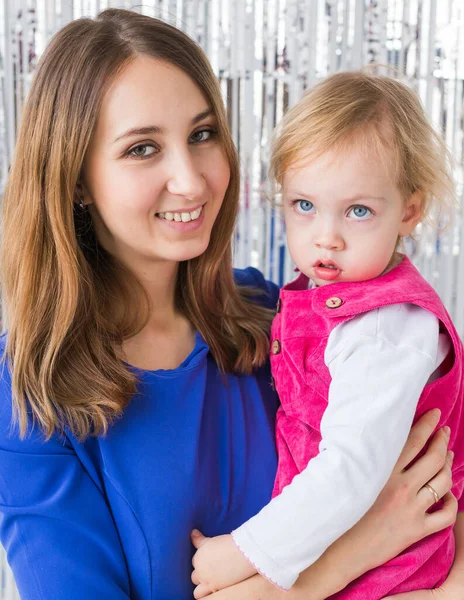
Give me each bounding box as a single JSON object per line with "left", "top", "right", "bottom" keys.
{"left": 156, "top": 206, "right": 205, "bottom": 232}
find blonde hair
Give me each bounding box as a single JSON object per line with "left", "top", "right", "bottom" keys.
{"left": 1, "top": 9, "right": 273, "bottom": 441}
{"left": 271, "top": 70, "right": 456, "bottom": 226}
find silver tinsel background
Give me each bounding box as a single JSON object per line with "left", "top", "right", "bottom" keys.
{"left": 1, "top": 1, "right": 464, "bottom": 596}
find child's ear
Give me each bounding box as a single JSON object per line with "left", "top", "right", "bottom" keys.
{"left": 399, "top": 190, "right": 424, "bottom": 237}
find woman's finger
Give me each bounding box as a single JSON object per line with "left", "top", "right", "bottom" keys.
{"left": 423, "top": 491, "right": 458, "bottom": 536}
{"left": 402, "top": 425, "right": 449, "bottom": 490}
{"left": 416, "top": 451, "right": 453, "bottom": 510}
{"left": 394, "top": 410, "right": 441, "bottom": 471}
{"left": 194, "top": 583, "right": 214, "bottom": 599}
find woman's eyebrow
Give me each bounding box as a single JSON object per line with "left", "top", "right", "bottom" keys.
{"left": 112, "top": 109, "right": 213, "bottom": 144}
{"left": 191, "top": 108, "right": 213, "bottom": 124}
{"left": 113, "top": 125, "right": 161, "bottom": 143}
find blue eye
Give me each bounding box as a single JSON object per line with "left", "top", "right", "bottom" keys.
{"left": 294, "top": 200, "right": 315, "bottom": 214}
{"left": 349, "top": 205, "right": 372, "bottom": 220}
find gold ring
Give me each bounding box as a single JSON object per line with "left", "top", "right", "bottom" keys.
{"left": 424, "top": 483, "right": 440, "bottom": 504}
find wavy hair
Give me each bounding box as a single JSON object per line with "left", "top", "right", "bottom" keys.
{"left": 270, "top": 70, "right": 456, "bottom": 226}
{"left": 1, "top": 9, "right": 273, "bottom": 441}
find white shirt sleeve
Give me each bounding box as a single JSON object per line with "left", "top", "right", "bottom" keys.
{"left": 232, "top": 303, "right": 443, "bottom": 590}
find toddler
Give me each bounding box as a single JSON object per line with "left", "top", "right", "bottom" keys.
{"left": 191, "top": 71, "right": 464, "bottom": 599}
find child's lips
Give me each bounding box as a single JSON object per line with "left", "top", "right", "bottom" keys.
{"left": 313, "top": 260, "right": 341, "bottom": 281}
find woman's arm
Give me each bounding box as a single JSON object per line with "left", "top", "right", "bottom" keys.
{"left": 445, "top": 512, "right": 464, "bottom": 589}
{"left": 382, "top": 511, "right": 464, "bottom": 599}
{"left": 0, "top": 372, "right": 131, "bottom": 599}
{"left": 203, "top": 410, "right": 456, "bottom": 600}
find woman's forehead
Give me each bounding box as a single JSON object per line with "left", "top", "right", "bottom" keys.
{"left": 95, "top": 55, "right": 210, "bottom": 143}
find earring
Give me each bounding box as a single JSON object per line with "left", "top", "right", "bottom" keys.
{"left": 79, "top": 198, "right": 85, "bottom": 209}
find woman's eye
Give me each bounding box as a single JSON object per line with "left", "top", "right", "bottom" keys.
{"left": 128, "top": 144, "right": 157, "bottom": 158}
{"left": 349, "top": 205, "right": 372, "bottom": 220}
{"left": 294, "top": 200, "right": 315, "bottom": 214}
{"left": 190, "top": 129, "right": 215, "bottom": 144}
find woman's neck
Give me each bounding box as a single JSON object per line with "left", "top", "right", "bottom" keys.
{"left": 134, "top": 260, "right": 179, "bottom": 325}
{"left": 120, "top": 258, "right": 196, "bottom": 371}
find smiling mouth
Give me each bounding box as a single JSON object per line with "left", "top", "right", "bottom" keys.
{"left": 156, "top": 205, "right": 203, "bottom": 223}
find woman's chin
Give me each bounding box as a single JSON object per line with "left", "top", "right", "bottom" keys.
{"left": 161, "top": 238, "right": 211, "bottom": 263}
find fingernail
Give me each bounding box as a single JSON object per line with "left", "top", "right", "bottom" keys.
{"left": 443, "top": 426, "right": 451, "bottom": 437}
{"left": 191, "top": 529, "right": 200, "bottom": 537}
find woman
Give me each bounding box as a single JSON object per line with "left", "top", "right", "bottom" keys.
{"left": 0, "top": 9, "right": 459, "bottom": 600}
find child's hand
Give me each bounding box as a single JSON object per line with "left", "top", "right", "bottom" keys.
{"left": 191, "top": 529, "right": 257, "bottom": 598}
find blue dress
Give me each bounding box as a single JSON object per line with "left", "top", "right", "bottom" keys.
{"left": 0, "top": 268, "right": 279, "bottom": 600}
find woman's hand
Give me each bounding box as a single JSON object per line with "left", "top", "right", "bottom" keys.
{"left": 312, "top": 409, "right": 456, "bottom": 592}
{"left": 383, "top": 510, "right": 464, "bottom": 600}
{"left": 383, "top": 584, "right": 462, "bottom": 599}
{"left": 204, "top": 409, "right": 456, "bottom": 600}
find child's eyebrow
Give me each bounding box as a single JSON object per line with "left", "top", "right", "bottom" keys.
{"left": 343, "top": 194, "right": 387, "bottom": 203}
{"left": 285, "top": 191, "right": 387, "bottom": 203}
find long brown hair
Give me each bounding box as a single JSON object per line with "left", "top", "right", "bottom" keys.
{"left": 1, "top": 9, "right": 273, "bottom": 441}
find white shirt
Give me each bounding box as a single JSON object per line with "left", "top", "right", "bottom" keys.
{"left": 232, "top": 303, "right": 450, "bottom": 590}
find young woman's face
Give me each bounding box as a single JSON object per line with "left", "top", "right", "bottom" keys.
{"left": 82, "top": 55, "right": 230, "bottom": 268}
{"left": 282, "top": 144, "right": 421, "bottom": 286}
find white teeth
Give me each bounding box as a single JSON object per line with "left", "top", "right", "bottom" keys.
{"left": 157, "top": 206, "right": 203, "bottom": 222}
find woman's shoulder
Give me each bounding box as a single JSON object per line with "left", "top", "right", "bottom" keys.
{"left": 233, "top": 267, "right": 280, "bottom": 310}
{"left": 0, "top": 333, "right": 73, "bottom": 453}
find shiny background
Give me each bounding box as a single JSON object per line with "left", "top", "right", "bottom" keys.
{"left": 0, "top": 1, "right": 463, "bottom": 595}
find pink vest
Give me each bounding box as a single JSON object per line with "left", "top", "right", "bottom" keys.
{"left": 271, "top": 256, "right": 464, "bottom": 598}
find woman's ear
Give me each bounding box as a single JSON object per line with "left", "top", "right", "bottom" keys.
{"left": 75, "top": 181, "right": 93, "bottom": 208}
{"left": 398, "top": 190, "right": 424, "bottom": 237}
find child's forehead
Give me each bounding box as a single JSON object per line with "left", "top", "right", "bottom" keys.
{"left": 284, "top": 134, "right": 396, "bottom": 182}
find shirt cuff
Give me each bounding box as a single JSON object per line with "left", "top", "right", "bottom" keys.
{"left": 231, "top": 524, "right": 297, "bottom": 591}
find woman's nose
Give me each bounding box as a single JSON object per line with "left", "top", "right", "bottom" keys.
{"left": 165, "top": 150, "right": 206, "bottom": 200}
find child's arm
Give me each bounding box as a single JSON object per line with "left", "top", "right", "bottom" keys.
{"left": 191, "top": 304, "right": 443, "bottom": 593}
{"left": 191, "top": 412, "right": 456, "bottom": 599}
{"left": 383, "top": 511, "right": 464, "bottom": 599}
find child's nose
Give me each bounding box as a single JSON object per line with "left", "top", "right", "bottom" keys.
{"left": 314, "top": 229, "right": 345, "bottom": 251}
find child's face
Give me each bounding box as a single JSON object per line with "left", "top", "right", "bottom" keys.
{"left": 282, "top": 144, "right": 421, "bottom": 286}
